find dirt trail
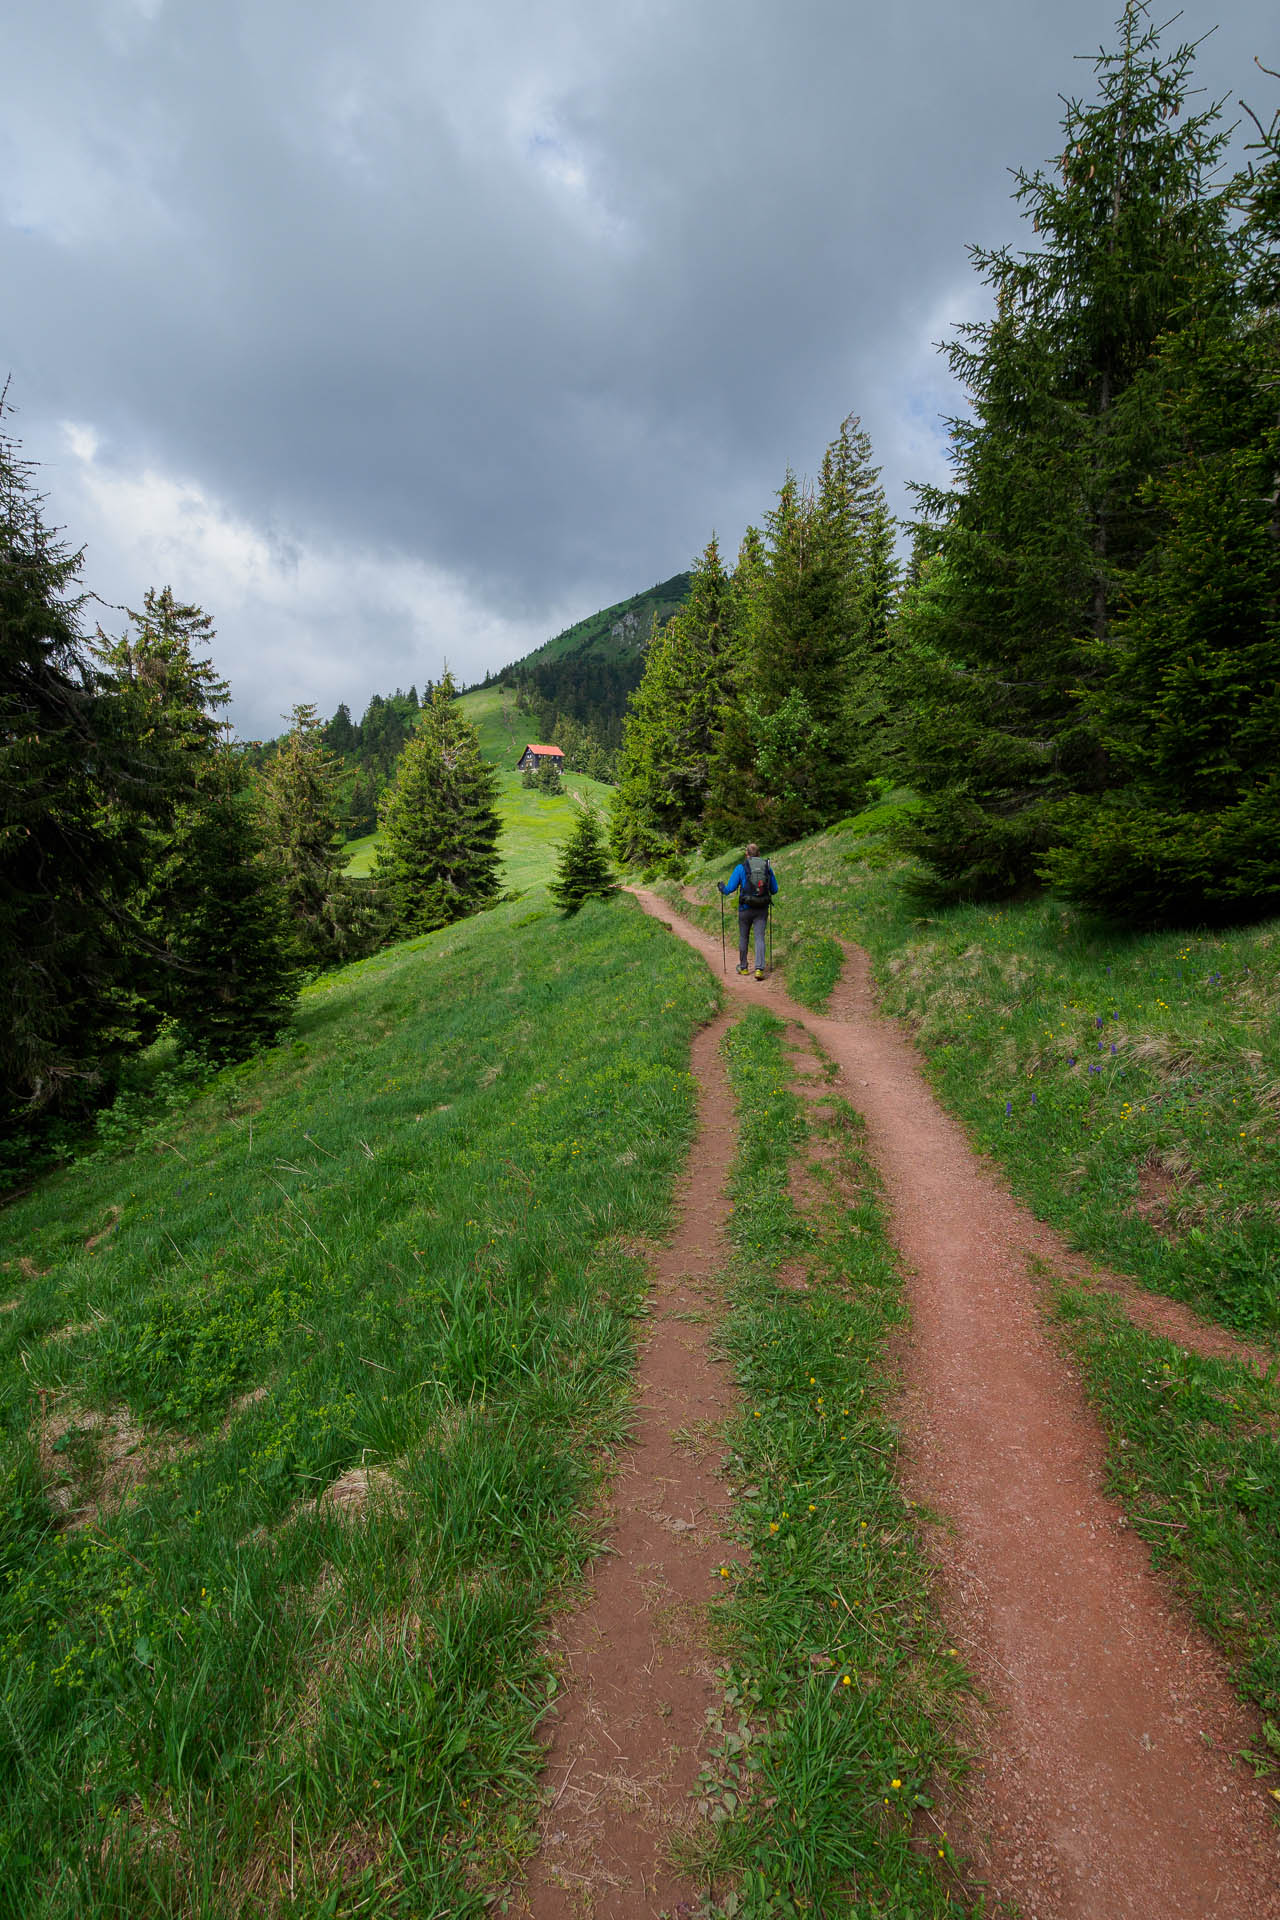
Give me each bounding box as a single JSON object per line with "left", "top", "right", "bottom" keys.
{"left": 518, "top": 1014, "right": 742, "bottom": 1920}
{"left": 630, "top": 890, "right": 1280, "bottom": 1920}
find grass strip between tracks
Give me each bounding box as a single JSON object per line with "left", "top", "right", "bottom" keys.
{"left": 687, "top": 1006, "right": 973, "bottom": 1919}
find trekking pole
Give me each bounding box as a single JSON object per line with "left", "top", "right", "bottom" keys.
{"left": 769, "top": 905, "right": 774, "bottom": 975}
{"left": 720, "top": 890, "right": 727, "bottom": 973}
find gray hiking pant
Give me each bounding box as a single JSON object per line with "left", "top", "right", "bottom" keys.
{"left": 739, "top": 906, "right": 768, "bottom": 969}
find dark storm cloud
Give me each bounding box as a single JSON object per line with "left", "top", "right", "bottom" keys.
{"left": 2, "top": 0, "right": 1275, "bottom": 733}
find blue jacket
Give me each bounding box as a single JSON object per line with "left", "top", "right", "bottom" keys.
{"left": 721, "top": 860, "right": 778, "bottom": 906}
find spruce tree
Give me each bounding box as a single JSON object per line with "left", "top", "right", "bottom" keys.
{"left": 747, "top": 464, "right": 862, "bottom": 839}
{"left": 0, "top": 415, "right": 142, "bottom": 1144}
{"left": 847, "top": 496, "right": 903, "bottom": 783}
{"left": 374, "top": 672, "right": 501, "bottom": 935}
{"left": 144, "top": 749, "right": 297, "bottom": 1063}
{"left": 705, "top": 527, "right": 768, "bottom": 845}
{"left": 610, "top": 536, "right": 733, "bottom": 863}
{"left": 95, "top": 589, "right": 243, "bottom": 1040}
{"left": 257, "top": 702, "right": 351, "bottom": 961}
{"left": 550, "top": 806, "right": 619, "bottom": 914}
{"left": 895, "top": 2, "right": 1238, "bottom": 899}
{"left": 1042, "top": 90, "right": 1280, "bottom": 921}
{"left": 325, "top": 701, "right": 357, "bottom": 756}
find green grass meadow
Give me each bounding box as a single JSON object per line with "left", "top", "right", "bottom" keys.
{"left": 0, "top": 895, "right": 717, "bottom": 1918}
{"left": 343, "top": 687, "right": 614, "bottom": 893}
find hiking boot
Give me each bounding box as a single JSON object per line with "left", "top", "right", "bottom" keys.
{"left": 755, "top": 968, "right": 765, "bottom": 981}
{"left": 736, "top": 964, "right": 749, "bottom": 975}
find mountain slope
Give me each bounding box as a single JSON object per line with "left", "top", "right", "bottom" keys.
{"left": 499, "top": 572, "right": 692, "bottom": 677}
{"left": 489, "top": 571, "right": 692, "bottom": 747}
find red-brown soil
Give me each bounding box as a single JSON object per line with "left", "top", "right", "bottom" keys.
{"left": 517, "top": 1014, "right": 743, "bottom": 1920}
{"left": 627, "top": 890, "right": 1280, "bottom": 1920}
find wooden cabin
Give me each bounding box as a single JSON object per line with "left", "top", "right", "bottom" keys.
{"left": 516, "top": 743, "right": 565, "bottom": 772}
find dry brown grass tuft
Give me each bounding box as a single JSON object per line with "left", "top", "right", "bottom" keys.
{"left": 36, "top": 1400, "right": 193, "bottom": 1526}
{"left": 316, "top": 1465, "right": 405, "bottom": 1520}
{"left": 1126, "top": 1032, "right": 1253, "bottom": 1081}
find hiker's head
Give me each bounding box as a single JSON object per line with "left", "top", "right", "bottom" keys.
{"left": 745, "top": 843, "right": 760, "bottom": 858}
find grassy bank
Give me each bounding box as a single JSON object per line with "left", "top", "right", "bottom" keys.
{"left": 695, "top": 1008, "right": 972, "bottom": 1918}
{"left": 0, "top": 894, "right": 716, "bottom": 1919}
{"left": 662, "top": 811, "right": 1280, "bottom": 1339}
{"left": 1049, "top": 1282, "right": 1280, "bottom": 1732}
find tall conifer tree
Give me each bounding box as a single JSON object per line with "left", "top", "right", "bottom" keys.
{"left": 1042, "top": 84, "right": 1280, "bottom": 920}
{"left": 145, "top": 750, "right": 297, "bottom": 1063}
{"left": 746, "top": 460, "right": 863, "bottom": 839}
{"left": 97, "top": 590, "right": 300, "bottom": 1056}
{"left": 1, "top": 418, "right": 142, "bottom": 1142}
{"left": 374, "top": 672, "right": 501, "bottom": 935}
{"left": 705, "top": 527, "right": 768, "bottom": 845}
{"left": 257, "top": 703, "right": 353, "bottom": 961}
{"left": 610, "top": 537, "right": 732, "bottom": 863}
{"left": 895, "top": 2, "right": 1238, "bottom": 898}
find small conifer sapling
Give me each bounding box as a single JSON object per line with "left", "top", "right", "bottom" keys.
{"left": 549, "top": 807, "right": 619, "bottom": 915}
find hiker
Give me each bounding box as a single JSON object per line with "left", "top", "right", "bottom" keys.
{"left": 718, "top": 843, "right": 778, "bottom": 978}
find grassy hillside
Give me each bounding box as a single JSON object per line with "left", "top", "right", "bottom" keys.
{"left": 0, "top": 895, "right": 717, "bottom": 1917}
{"left": 346, "top": 686, "right": 616, "bottom": 894}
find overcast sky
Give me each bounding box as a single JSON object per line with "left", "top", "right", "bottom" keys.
{"left": 3, "top": 0, "right": 1275, "bottom": 737}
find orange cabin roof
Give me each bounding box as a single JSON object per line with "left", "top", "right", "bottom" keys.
{"left": 522, "top": 743, "right": 563, "bottom": 756}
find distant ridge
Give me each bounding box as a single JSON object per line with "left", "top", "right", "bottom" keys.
{"left": 478, "top": 571, "right": 691, "bottom": 744}
{"left": 499, "top": 572, "right": 692, "bottom": 677}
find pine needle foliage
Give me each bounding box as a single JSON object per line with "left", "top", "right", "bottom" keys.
{"left": 550, "top": 805, "right": 619, "bottom": 914}
{"left": 91, "top": 590, "right": 301, "bottom": 1066}
{"left": 374, "top": 672, "right": 502, "bottom": 936}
